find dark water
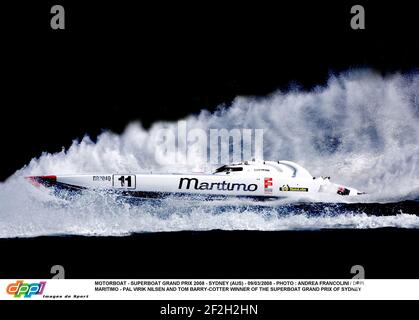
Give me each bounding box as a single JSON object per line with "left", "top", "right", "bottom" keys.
{"left": 1, "top": 228, "right": 419, "bottom": 279}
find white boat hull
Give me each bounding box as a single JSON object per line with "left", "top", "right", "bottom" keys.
{"left": 26, "top": 160, "right": 363, "bottom": 199}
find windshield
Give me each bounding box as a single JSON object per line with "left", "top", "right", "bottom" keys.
{"left": 214, "top": 166, "right": 243, "bottom": 173}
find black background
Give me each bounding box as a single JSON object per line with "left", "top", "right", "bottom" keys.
{"left": 1, "top": 0, "right": 419, "bottom": 298}
{"left": 1, "top": 1, "right": 418, "bottom": 181}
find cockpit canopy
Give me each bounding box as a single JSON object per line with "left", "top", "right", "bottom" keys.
{"left": 214, "top": 165, "right": 244, "bottom": 173}
{"left": 212, "top": 160, "right": 313, "bottom": 179}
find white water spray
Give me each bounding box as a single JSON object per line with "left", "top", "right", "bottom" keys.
{"left": 0, "top": 70, "right": 418, "bottom": 237}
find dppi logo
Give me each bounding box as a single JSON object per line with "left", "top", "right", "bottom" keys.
{"left": 6, "top": 280, "right": 46, "bottom": 298}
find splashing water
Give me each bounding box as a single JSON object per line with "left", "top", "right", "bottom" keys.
{"left": 1, "top": 70, "right": 419, "bottom": 238}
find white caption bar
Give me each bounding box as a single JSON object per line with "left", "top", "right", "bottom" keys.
{"left": 1, "top": 279, "right": 419, "bottom": 300}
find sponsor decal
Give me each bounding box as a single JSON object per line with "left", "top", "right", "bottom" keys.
{"left": 6, "top": 280, "right": 46, "bottom": 298}
{"left": 264, "top": 177, "right": 273, "bottom": 194}
{"left": 279, "top": 185, "right": 309, "bottom": 192}
{"left": 178, "top": 178, "right": 258, "bottom": 192}
{"left": 92, "top": 175, "right": 112, "bottom": 182}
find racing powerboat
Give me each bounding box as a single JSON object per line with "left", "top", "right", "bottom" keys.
{"left": 25, "top": 159, "right": 364, "bottom": 200}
